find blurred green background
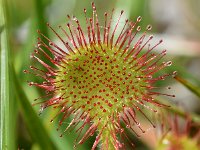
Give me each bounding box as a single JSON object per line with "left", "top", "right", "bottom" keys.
{"left": 1, "top": 0, "right": 200, "bottom": 150}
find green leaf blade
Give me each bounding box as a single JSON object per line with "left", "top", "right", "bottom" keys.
{"left": 175, "top": 76, "right": 200, "bottom": 99}
{"left": 0, "top": 1, "right": 10, "bottom": 149}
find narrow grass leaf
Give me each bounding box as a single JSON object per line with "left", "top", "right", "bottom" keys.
{"left": 0, "top": 0, "right": 10, "bottom": 149}
{"left": 175, "top": 76, "right": 200, "bottom": 100}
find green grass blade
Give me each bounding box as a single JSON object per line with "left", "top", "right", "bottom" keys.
{"left": 13, "top": 67, "right": 58, "bottom": 150}
{"left": 0, "top": 30, "right": 10, "bottom": 150}
{"left": 175, "top": 76, "right": 200, "bottom": 100}
{"left": 156, "top": 98, "right": 200, "bottom": 123}
{"left": 168, "top": 64, "right": 200, "bottom": 86}
{"left": 0, "top": 0, "right": 10, "bottom": 149}
{"left": 167, "top": 104, "right": 200, "bottom": 123}
{"left": 0, "top": 26, "right": 9, "bottom": 150}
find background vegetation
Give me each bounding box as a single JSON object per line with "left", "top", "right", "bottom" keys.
{"left": 1, "top": 0, "right": 200, "bottom": 149}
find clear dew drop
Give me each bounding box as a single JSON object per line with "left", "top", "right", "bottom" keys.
{"left": 149, "top": 35, "right": 154, "bottom": 39}
{"left": 46, "top": 72, "right": 52, "bottom": 77}
{"left": 54, "top": 57, "right": 58, "bottom": 62}
{"left": 172, "top": 71, "right": 178, "bottom": 77}
{"left": 137, "top": 26, "right": 141, "bottom": 31}
{"left": 37, "top": 43, "right": 42, "bottom": 47}
{"left": 160, "top": 76, "right": 165, "bottom": 80}
{"left": 165, "top": 61, "right": 172, "bottom": 66}
{"left": 23, "top": 70, "right": 28, "bottom": 73}
{"left": 162, "top": 49, "right": 167, "bottom": 54}
{"left": 167, "top": 86, "right": 171, "bottom": 90}
{"left": 118, "top": 143, "right": 123, "bottom": 148}
{"left": 147, "top": 75, "right": 152, "bottom": 79}
{"left": 137, "top": 16, "right": 142, "bottom": 22}
{"left": 49, "top": 42, "right": 53, "bottom": 46}
{"left": 43, "top": 81, "right": 47, "bottom": 84}
{"left": 146, "top": 25, "right": 152, "bottom": 31}
{"left": 30, "top": 54, "right": 34, "bottom": 59}
{"left": 39, "top": 106, "right": 45, "bottom": 115}
{"left": 136, "top": 122, "right": 140, "bottom": 126}
{"left": 28, "top": 82, "right": 34, "bottom": 86}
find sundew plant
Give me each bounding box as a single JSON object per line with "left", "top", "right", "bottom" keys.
{"left": 1, "top": 0, "right": 200, "bottom": 150}
{"left": 26, "top": 2, "right": 175, "bottom": 149}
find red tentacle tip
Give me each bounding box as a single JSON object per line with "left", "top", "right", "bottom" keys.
{"left": 36, "top": 29, "right": 41, "bottom": 33}
{"left": 137, "top": 16, "right": 142, "bottom": 22}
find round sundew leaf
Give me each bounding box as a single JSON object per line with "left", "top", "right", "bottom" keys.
{"left": 26, "top": 2, "right": 174, "bottom": 150}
